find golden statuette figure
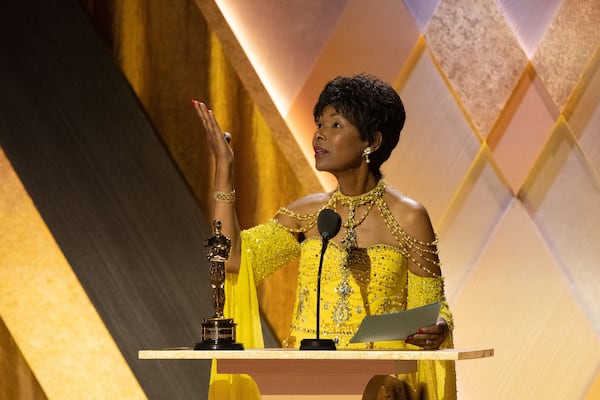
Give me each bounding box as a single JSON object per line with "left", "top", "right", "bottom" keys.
{"left": 195, "top": 220, "right": 243, "bottom": 350}
{"left": 206, "top": 220, "right": 228, "bottom": 318}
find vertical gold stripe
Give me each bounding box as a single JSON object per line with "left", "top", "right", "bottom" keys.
{"left": 0, "top": 316, "right": 47, "bottom": 400}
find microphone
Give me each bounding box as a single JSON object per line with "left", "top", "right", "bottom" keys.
{"left": 300, "top": 209, "right": 342, "bottom": 350}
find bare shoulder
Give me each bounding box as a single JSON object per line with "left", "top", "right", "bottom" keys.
{"left": 384, "top": 187, "right": 436, "bottom": 243}
{"left": 385, "top": 187, "right": 441, "bottom": 277}
{"left": 275, "top": 192, "right": 330, "bottom": 230}
{"left": 287, "top": 192, "right": 330, "bottom": 212}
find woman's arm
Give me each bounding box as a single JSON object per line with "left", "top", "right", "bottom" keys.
{"left": 193, "top": 101, "right": 241, "bottom": 273}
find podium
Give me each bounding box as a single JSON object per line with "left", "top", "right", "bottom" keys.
{"left": 139, "top": 348, "right": 493, "bottom": 399}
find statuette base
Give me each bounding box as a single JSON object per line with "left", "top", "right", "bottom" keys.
{"left": 195, "top": 318, "right": 244, "bottom": 350}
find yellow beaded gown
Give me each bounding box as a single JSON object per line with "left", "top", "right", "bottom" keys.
{"left": 209, "top": 184, "right": 456, "bottom": 400}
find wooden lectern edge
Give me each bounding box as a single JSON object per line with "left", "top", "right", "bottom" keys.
{"left": 456, "top": 347, "right": 494, "bottom": 360}
{"left": 137, "top": 347, "right": 494, "bottom": 361}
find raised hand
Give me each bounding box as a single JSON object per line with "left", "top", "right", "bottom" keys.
{"left": 192, "top": 100, "right": 233, "bottom": 164}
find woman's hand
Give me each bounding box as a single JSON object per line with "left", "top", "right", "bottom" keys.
{"left": 405, "top": 318, "right": 449, "bottom": 350}
{"left": 192, "top": 100, "right": 233, "bottom": 164}
{"left": 192, "top": 100, "right": 241, "bottom": 272}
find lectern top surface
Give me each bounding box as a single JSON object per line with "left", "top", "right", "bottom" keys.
{"left": 138, "top": 347, "right": 493, "bottom": 361}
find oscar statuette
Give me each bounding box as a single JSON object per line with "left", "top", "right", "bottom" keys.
{"left": 194, "top": 220, "right": 244, "bottom": 350}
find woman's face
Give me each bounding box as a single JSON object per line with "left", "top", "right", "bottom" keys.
{"left": 312, "top": 105, "right": 368, "bottom": 175}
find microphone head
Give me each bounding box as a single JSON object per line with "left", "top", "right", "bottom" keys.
{"left": 317, "top": 209, "right": 342, "bottom": 240}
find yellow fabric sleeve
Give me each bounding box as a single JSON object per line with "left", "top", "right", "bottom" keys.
{"left": 405, "top": 271, "right": 456, "bottom": 399}
{"left": 207, "top": 237, "right": 264, "bottom": 400}
{"left": 240, "top": 220, "right": 301, "bottom": 286}
{"left": 407, "top": 271, "right": 453, "bottom": 331}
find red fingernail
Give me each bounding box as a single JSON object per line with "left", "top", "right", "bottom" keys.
{"left": 417, "top": 329, "right": 424, "bottom": 334}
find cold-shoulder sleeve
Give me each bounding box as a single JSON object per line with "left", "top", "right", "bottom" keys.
{"left": 406, "top": 272, "right": 456, "bottom": 399}
{"left": 240, "top": 219, "right": 301, "bottom": 286}
{"left": 407, "top": 272, "right": 453, "bottom": 332}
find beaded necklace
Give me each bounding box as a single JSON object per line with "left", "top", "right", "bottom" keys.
{"left": 276, "top": 180, "right": 441, "bottom": 278}
{"left": 329, "top": 180, "right": 385, "bottom": 253}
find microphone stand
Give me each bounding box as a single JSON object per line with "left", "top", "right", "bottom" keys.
{"left": 300, "top": 209, "right": 340, "bottom": 350}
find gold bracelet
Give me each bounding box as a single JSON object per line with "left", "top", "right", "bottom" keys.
{"left": 213, "top": 190, "right": 235, "bottom": 203}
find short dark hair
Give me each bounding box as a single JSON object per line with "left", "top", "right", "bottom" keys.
{"left": 313, "top": 73, "right": 406, "bottom": 180}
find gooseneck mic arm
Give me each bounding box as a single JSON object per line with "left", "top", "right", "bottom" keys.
{"left": 300, "top": 208, "right": 342, "bottom": 350}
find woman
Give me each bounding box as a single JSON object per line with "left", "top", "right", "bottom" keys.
{"left": 194, "top": 74, "right": 456, "bottom": 399}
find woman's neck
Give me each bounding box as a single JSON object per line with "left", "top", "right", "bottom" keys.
{"left": 335, "top": 173, "right": 379, "bottom": 196}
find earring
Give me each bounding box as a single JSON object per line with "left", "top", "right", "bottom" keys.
{"left": 362, "top": 147, "right": 371, "bottom": 164}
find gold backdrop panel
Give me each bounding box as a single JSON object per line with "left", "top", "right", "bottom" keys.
{"left": 211, "top": 0, "right": 349, "bottom": 114}
{"left": 497, "top": 0, "right": 563, "bottom": 58}
{"left": 384, "top": 44, "right": 481, "bottom": 224}
{"left": 453, "top": 200, "right": 600, "bottom": 399}
{"left": 0, "top": 316, "right": 47, "bottom": 400}
{"left": 577, "top": 100, "right": 600, "bottom": 175}
{"left": 89, "top": 0, "right": 219, "bottom": 212}
{"left": 532, "top": 0, "right": 600, "bottom": 111}
{"left": 566, "top": 48, "right": 600, "bottom": 176}
{"left": 436, "top": 148, "right": 513, "bottom": 301}
{"left": 487, "top": 65, "right": 558, "bottom": 194}
{"left": 586, "top": 371, "right": 600, "bottom": 399}
{"left": 0, "top": 149, "right": 145, "bottom": 400}
{"left": 520, "top": 119, "right": 600, "bottom": 332}
{"left": 425, "top": 0, "right": 528, "bottom": 137}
